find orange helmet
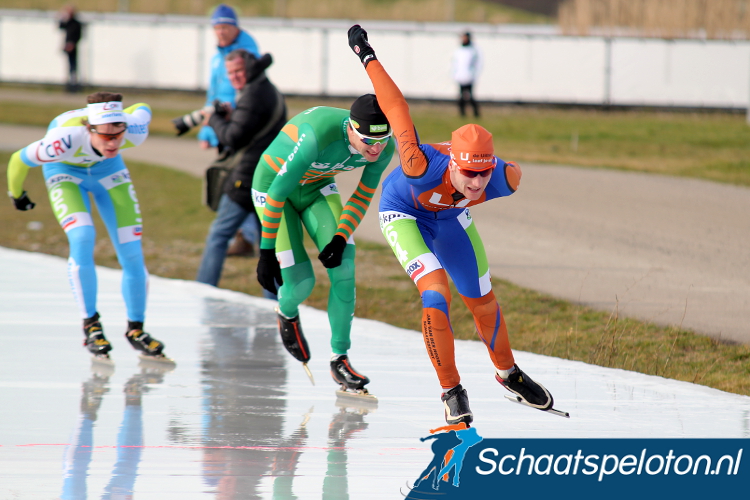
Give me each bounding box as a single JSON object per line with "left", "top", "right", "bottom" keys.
{"left": 450, "top": 124, "right": 496, "bottom": 171}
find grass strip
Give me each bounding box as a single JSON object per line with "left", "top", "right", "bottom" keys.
{"left": 3, "top": 91, "right": 750, "bottom": 187}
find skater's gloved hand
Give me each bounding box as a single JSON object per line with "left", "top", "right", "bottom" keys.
{"left": 318, "top": 235, "right": 347, "bottom": 269}
{"left": 9, "top": 191, "right": 35, "bottom": 211}
{"left": 348, "top": 25, "right": 377, "bottom": 67}
{"left": 257, "top": 248, "right": 283, "bottom": 294}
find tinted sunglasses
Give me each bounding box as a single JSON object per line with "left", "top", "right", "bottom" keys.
{"left": 90, "top": 127, "right": 126, "bottom": 141}
{"left": 459, "top": 168, "right": 494, "bottom": 178}
{"left": 350, "top": 123, "right": 392, "bottom": 146}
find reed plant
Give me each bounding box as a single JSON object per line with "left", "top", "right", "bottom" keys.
{"left": 559, "top": 0, "right": 750, "bottom": 39}
{"left": 3, "top": 0, "right": 550, "bottom": 24}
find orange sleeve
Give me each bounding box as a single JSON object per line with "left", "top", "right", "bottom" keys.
{"left": 505, "top": 161, "right": 522, "bottom": 192}
{"left": 365, "top": 60, "right": 429, "bottom": 178}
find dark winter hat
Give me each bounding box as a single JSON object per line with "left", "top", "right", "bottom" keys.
{"left": 349, "top": 94, "right": 390, "bottom": 136}
{"left": 211, "top": 4, "right": 238, "bottom": 26}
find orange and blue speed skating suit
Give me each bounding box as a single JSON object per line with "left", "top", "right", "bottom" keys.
{"left": 368, "top": 59, "right": 523, "bottom": 389}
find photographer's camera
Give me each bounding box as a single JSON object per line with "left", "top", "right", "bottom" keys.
{"left": 171, "top": 100, "right": 225, "bottom": 136}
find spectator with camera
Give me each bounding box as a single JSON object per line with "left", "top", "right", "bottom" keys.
{"left": 203, "top": 4, "right": 261, "bottom": 257}
{"left": 196, "top": 49, "right": 286, "bottom": 295}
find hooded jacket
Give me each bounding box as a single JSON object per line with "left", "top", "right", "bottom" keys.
{"left": 208, "top": 53, "right": 287, "bottom": 211}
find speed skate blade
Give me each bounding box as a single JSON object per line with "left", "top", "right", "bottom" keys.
{"left": 336, "top": 388, "right": 378, "bottom": 406}
{"left": 302, "top": 363, "right": 315, "bottom": 385}
{"left": 139, "top": 356, "right": 176, "bottom": 374}
{"left": 91, "top": 355, "right": 115, "bottom": 377}
{"left": 91, "top": 354, "right": 114, "bottom": 366}
{"left": 138, "top": 354, "right": 176, "bottom": 366}
{"left": 504, "top": 394, "right": 570, "bottom": 418}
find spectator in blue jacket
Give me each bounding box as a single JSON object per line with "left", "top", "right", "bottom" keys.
{"left": 200, "top": 4, "right": 262, "bottom": 257}
{"left": 199, "top": 4, "right": 260, "bottom": 150}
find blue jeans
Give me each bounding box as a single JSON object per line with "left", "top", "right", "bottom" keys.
{"left": 196, "top": 194, "right": 276, "bottom": 299}
{"left": 239, "top": 212, "right": 259, "bottom": 243}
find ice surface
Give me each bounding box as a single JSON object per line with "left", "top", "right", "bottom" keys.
{"left": 0, "top": 246, "right": 748, "bottom": 498}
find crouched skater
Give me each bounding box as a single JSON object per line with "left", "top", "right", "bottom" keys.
{"left": 253, "top": 94, "right": 395, "bottom": 396}
{"left": 347, "top": 25, "right": 557, "bottom": 424}
{"left": 6, "top": 92, "right": 171, "bottom": 363}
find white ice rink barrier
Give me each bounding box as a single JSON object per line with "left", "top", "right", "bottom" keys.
{"left": 1, "top": 9, "right": 748, "bottom": 108}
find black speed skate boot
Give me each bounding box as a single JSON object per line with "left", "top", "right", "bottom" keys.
{"left": 276, "top": 308, "right": 310, "bottom": 363}
{"left": 125, "top": 321, "right": 167, "bottom": 359}
{"left": 330, "top": 354, "right": 370, "bottom": 392}
{"left": 441, "top": 384, "right": 473, "bottom": 426}
{"left": 83, "top": 313, "right": 112, "bottom": 358}
{"left": 496, "top": 364, "right": 553, "bottom": 410}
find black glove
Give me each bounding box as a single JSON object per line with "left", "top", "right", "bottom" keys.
{"left": 348, "top": 25, "right": 377, "bottom": 67}
{"left": 10, "top": 191, "right": 35, "bottom": 211}
{"left": 212, "top": 99, "right": 229, "bottom": 119}
{"left": 257, "top": 248, "right": 283, "bottom": 294}
{"left": 318, "top": 235, "right": 348, "bottom": 269}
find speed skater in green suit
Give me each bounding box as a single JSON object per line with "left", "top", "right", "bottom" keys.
{"left": 253, "top": 96, "right": 395, "bottom": 392}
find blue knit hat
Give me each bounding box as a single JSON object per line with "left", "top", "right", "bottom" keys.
{"left": 211, "top": 4, "right": 238, "bottom": 26}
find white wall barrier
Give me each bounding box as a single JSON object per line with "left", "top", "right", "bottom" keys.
{"left": 1, "top": 9, "right": 748, "bottom": 109}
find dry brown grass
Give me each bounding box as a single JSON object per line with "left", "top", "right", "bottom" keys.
{"left": 559, "top": 0, "right": 750, "bottom": 39}
{"left": 7, "top": 0, "right": 550, "bottom": 24}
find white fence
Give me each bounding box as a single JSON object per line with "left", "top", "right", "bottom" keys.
{"left": 1, "top": 9, "right": 748, "bottom": 108}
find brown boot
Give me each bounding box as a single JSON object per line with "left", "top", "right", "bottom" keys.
{"left": 226, "top": 230, "right": 256, "bottom": 257}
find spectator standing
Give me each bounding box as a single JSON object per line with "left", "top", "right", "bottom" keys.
{"left": 196, "top": 49, "right": 286, "bottom": 298}
{"left": 452, "top": 31, "right": 481, "bottom": 117}
{"left": 58, "top": 5, "right": 83, "bottom": 93}
{"left": 201, "top": 4, "right": 262, "bottom": 257}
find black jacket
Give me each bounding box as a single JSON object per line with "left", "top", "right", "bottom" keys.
{"left": 59, "top": 16, "right": 83, "bottom": 46}
{"left": 208, "top": 54, "right": 286, "bottom": 211}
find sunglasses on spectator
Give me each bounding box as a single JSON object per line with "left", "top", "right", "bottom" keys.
{"left": 89, "top": 126, "right": 127, "bottom": 141}
{"left": 349, "top": 123, "right": 392, "bottom": 146}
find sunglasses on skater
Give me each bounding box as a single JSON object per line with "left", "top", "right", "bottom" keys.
{"left": 349, "top": 123, "right": 392, "bottom": 146}
{"left": 459, "top": 168, "right": 494, "bottom": 178}
{"left": 89, "top": 126, "right": 127, "bottom": 141}
{"left": 452, "top": 159, "right": 496, "bottom": 178}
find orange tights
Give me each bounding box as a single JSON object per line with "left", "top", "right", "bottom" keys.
{"left": 417, "top": 270, "right": 515, "bottom": 389}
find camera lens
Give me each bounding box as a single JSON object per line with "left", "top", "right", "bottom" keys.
{"left": 171, "top": 109, "right": 205, "bottom": 136}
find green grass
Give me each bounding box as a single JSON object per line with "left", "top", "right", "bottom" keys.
{"left": 3, "top": 87, "right": 750, "bottom": 187}
{"left": 2, "top": 149, "right": 749, "bottom": 397}
{"left": 410, "top": 104, "right": 750, "bottom": 187}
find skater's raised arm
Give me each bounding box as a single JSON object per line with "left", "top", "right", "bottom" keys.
{"left": 347, "top": 25, "right": 429, "bottom": 180}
